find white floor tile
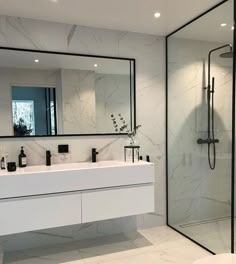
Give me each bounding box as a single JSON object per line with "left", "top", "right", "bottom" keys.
{"left": 4, "top": 226, "right": 211, "bottom": 264}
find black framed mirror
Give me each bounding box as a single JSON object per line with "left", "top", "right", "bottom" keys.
{"left": 0, "top": 47, "right": 136, "bottom": 138}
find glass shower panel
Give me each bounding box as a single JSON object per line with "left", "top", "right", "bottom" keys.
{"left": 167, "top": 0, "right": 234, "bottom": 254}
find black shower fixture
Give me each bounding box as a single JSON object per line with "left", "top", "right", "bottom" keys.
{"left": 197, "top": 44, "right": 233, "bottom": 170}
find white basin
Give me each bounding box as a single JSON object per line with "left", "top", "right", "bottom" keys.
{"left": 0, "top": 160, "right": 150, "bottom": 175}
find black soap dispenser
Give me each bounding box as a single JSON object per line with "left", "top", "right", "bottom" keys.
{"left": 19, "top": 146, "right": 27, "bottom": 168}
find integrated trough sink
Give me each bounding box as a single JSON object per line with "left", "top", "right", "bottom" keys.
{"left": 0, "top": 160, "right": 155, "bottom": 199}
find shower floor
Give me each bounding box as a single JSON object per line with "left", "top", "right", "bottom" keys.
{"left": 174, "top": 217, "right": 233, "bottom": 253}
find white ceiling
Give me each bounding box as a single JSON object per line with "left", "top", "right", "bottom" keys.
{"left": 0, "top": 49, "right": 130, "bottom": 75}
{"left": 0, "top": 0, "right": 223, "bottom": 36}
{"left": 173, "top": 0, "right": 233, "bottom": 43}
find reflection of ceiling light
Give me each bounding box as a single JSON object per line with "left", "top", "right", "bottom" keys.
{"left": 220, "top": 23, "right": 227, "bottom": 27}
{"left": 34, "top": 59, "right": 39, "bottom": 63}
{"left": 154, "top": 12, "right": 161, "bottom": 18}
{"left": 50, "top": 0, "right": 58, "bottom": 2}
{"left": 94, "top": 64, "right": 98, "bottom": 67}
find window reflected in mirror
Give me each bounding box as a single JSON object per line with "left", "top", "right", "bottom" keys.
{"left": 12, "top": 86, "right": 57, "bottom": 136}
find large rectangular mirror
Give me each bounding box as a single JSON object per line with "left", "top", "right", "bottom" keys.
{"left": 0, "top": 47, "right": 136, "bottom": 137}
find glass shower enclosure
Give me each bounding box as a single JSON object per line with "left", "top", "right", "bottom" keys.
{"left": 166, "top": 0, "right": 236, "bottom": 254}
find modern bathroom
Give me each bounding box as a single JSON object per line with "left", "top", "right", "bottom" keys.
{"left": 0, "top": 0, "right": 235, "bottom": 263}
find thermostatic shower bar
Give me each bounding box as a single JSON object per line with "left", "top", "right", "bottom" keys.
{"left": 197, "top": 138, "right": 219, "bottom": 144}
{"left": 197, "top": 44, "right": 232, "bottom": 170}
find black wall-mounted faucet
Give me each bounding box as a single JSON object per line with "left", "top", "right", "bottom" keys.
{"left": 92, "top": 148, "right": 99, "bottom": 163}
{"left": 46, "top": 150, "right": 51, "bottom": 166}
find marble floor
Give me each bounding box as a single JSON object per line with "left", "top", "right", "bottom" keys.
{"left": 174, "top": 217, "right": 232, "bottom": 254}
{"left": 3, "top": 226, "right": 211, "bottom": 264}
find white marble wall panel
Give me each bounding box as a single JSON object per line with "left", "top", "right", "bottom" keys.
{"left": 61, "top": 69, "right": 96, "bottom": 134}
{"left": 0, "top": 15, "right": 165, "bottom": 252}
{"left": 95, "top": 73, "right": 130, "bottom": 133}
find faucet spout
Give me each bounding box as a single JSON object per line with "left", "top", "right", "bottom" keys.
{"left": 92, "top": 148, "right": 99, "bottom": 163}
{"left": 46, "top": 150, "right": 51, "bottom": 166}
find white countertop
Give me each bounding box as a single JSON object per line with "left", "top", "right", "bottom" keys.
{"left": 0, "top": 160, "right": 155, "bottom": 199}
{"left": 0, "top": 160, "right": 153, "bottom": 177}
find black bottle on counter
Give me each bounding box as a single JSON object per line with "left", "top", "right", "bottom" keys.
{"left": 19, "top": 146, "right": 27, "bottom": 168}
{"left": 1, "top": 157, "right": 5, "bottom": 169}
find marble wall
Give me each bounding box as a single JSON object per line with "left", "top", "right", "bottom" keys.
{"left": 95, "top": 73, "right": 130, "bottom": 133}
{"left": 61, "top": 69, "right": 96, "bottom": 134}
{"left": 0, "top": 16, "right": 165, "bottom": 251}
{"left": 168, "top": 37, "right": 232, "bottom": 226}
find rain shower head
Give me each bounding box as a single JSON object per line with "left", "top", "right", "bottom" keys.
{"left": 219, "top": 45, "right": 233, "bottom": 58}
{"left": 219, "top": 51, "right": 233, "bottom": 58}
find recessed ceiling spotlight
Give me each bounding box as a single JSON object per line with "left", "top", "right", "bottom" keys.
{"left": 34, "top": 59, "right": 39, "bottom": 63}
{"left": 154, "top": 12, "right": 161, "bottom": 18}
{"left": 232, "top": 26, "right": 235, "bottom": 30}
{"left": 94, "top": 64, "right": 98, "bottom": 68}
{"left": 220, "top": 23, "right": 227, "bottom": 27}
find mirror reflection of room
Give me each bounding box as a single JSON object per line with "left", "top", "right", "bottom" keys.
{"left": 0, "top": 50, "right": 133, "bottom": 137}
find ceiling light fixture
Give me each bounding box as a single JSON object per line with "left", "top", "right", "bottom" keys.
{"left": 220, "top": 23, "right": 227, "bottom": 27}
{"left": 94, "top": 64, "right": 98, "bottom": 68}
{"left": 154, "top": 12, "right": 161, "bottom": 18}
{"left": 232, "top": 26, "right": 235, "bottom": 30}
{"left": 34, "top": 59, "right": 39, "bottom": 63}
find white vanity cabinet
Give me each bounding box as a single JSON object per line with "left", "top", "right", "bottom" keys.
{"left": 82, "top": 184, "right": 154, "bottom": 223}
{"left": 0, "top": 161, "right": 155, "bottom": 237}
{"left": 0, "top": 192, "right": 82, "bottom": 236}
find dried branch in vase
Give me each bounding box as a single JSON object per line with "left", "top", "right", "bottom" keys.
{"left": 111, "top": 114, "right": 141, "bottom": 145}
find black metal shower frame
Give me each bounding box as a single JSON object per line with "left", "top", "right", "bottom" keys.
{"left": 166, "top": 0, "right": 236, "bottom": 254}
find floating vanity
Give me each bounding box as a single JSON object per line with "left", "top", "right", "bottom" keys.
{"left": 0, "top": 160, "right": 155, "bottom": 237}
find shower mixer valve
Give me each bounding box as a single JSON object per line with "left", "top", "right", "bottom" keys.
{"left": 197, "top": 138, "right": 219, "bottom": 145}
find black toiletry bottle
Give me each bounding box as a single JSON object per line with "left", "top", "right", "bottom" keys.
{"left": 46, "top": 150, "right": 51, "bottom": 166}
{"left": 19, "top": 146, "right": 27, "bottom": 168}
{"left": 1, "top": 157, "right": 5, "bottom": 169}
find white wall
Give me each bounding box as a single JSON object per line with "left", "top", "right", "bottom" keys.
{"left": 95, "top": 73, "right": 130, "bottom": 133}
{"left": 61, "top": 69, "right": 96, "bottom": 134}
{"left": 0, "top": 15, "right": 165, "bottom": 251}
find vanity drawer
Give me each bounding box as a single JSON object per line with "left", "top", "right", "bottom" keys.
{"left": 0, "top": 192, "right": 82, "bottom": 236}
{"left": 82, "top": 184, "right": 154, "bottom": 223}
